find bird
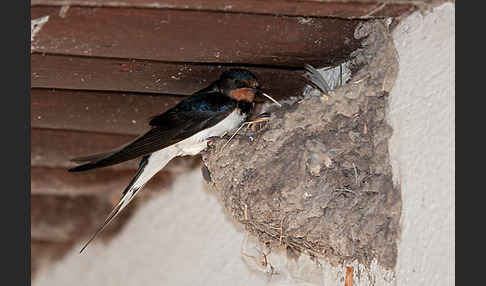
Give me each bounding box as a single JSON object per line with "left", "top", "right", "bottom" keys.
{"left": 302, "top": 64, "right": 331, "bottom": 95}
{"left": 69, "top": 68, "right": 280, "bottom": 253}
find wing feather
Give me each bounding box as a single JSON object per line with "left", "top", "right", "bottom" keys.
{"left": 69, "top": 92, "right": 235, "bottom": 172}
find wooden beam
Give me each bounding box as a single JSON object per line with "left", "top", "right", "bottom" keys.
{"left": 31, "top": 55, "right": 310, "bottom": 100}
{"left": 32, "top": 89, "right": 183, "bottom": 135}
{"left": 31, "top": 6, "right": 362, "bottom": 67}
{"left": 31, "top": 0, "right": 419, "bottom": 19}
{"left": 31, "top": 128, "right": 202, "bottom": 171}
{"left": 32, "top": 128, "right": 137, "bottom": 169}
{"left": 31, "top": 193, "right": 139, "bottom": 242}
{"left": 31, "top": 166, "right": 172, "bottom": 195}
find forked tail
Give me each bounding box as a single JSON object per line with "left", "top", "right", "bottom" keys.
{"left": 79, "top": 147, "right": 179, "bottom": 253}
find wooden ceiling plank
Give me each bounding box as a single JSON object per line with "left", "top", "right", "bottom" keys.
{"left": 31, "top": 193, "right": 140, "bottom": 242}
{"left": 31, "top": 88, "right": 183, "bottom": 135}
{"left": 31, "top": 6, "right": 362, "bottom": 67}
{"left": 31, "top": 54, "right": 310, "bottom": 100}
{"left": 31, "top": 0, "right": 419, "bottom": 19}
{"left": 31, "top": 128, "right": 201, "bottom": 171}
{"left": 31, "top": 128, "right": 138, "bottom": 170}
{"left": 31, "top": 166, "right": 172, "bottom": 196}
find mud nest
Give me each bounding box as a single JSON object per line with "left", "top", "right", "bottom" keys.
{"left": 201, "top": 21, "right": 401, "bottom": 270}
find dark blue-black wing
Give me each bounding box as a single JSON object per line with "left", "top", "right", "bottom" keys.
{"left": 69, "top": 92, "right": 235, "bottom": 172}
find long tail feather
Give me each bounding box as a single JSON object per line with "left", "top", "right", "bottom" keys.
{"left": 79, "top": 157, "right": 149, "bottom": 253}
{"left": 79, "top": 202, "right": 125, "bottom": 253}
{"left": 79, "top": 147, "right": 179, "bottom": 253}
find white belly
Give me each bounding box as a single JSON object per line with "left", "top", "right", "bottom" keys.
{"left": 129, "top": 109, "right": 245, "bottom": 190}
{"left": 173, "top": 109, "right": 246, "bottom": 156}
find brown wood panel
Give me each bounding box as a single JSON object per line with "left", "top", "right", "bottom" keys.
{"left": 32, "top": 89, "right": 183, "bottom": 135}
{"left": 32, "top": 128, "right": 138, "bottom": 169}
{"left": 370, "top": 3, "right": 416, "bottom": 18}
{"left": 31, "top": 6, "right": 362, "bottom": 67}
{"left": 31, "top": 0, "right": 419, "bottom": 19}
{"left": 31, "top": 128, "right": 202, "bottom": 171}
{"left": 31, "top": 166, "right": 172, "bottom": 195}
{"left": 31, "top": 54, "right": 309, "bottom": 100}
{"left": 31, "top": 193, "right": 138, "bottom": 242}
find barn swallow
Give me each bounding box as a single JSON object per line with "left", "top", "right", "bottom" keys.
{"left": 69, "top": 69, "right": 280, "bottom": 253}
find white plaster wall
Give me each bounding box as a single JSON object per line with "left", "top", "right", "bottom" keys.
{"left": 388, "top": 3, "right": 455, "bottom": 285}
{"left": 33, "top": 3, "right": 454, "bottom": 285}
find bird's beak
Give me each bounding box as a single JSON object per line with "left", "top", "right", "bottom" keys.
{"left": 256, "top": 89, "right": 282, "bottom": 107}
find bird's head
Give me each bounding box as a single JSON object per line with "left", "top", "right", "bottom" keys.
{"left": 217, "top": 69, "right": 280, "bottom": 106}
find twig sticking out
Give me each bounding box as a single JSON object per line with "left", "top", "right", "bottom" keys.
{"left": 260, "top": 92, "right": 282, "bottom": 107}
{"left": 221, "top": 117, "right": 270, "bottom": 150}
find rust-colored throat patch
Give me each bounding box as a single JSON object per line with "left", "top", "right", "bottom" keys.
{"left": 229, "top": 88, "right": 257, "bottom": 102}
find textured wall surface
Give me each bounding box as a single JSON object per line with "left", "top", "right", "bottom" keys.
{"left": 32, "top": 3, "right": 454, "bottom": 286}
{"left": 388, "top": 3, "right": 455, "bottom": 285}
